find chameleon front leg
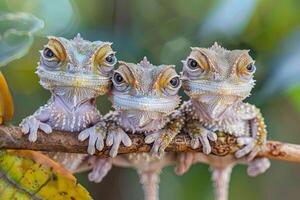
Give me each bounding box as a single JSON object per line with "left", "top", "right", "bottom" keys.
{"left": 79, "top": 112, "right": 132, "bottom": 157}
{"left": 78, "top": 120, "right": 107, "bottom": 155}
{"left": 186, "top": 120, "right": 217, "bottom": 154}
{"left": 106, "top": 122, "right": 132, "bottom": 157}
{"left": 235, "top": 110, "right": 270, "bottom": 176}
{"left": 145, "top": 115, "right": 184, "bottom": 157}
{"left": 20, "top": 105, "right": 52, "bottom": 142}
{"left": 235, "top": 111, "right": 267, "bottom": 159}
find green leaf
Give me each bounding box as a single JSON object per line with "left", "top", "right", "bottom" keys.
{"left": 0, "top": 31, "right": 33, "bottom": 67}
{"left": 0, "top": 12, "right": 44, "bottom": 67}
{"left": 0, "top": 12, "right": 44, "bottom": 35}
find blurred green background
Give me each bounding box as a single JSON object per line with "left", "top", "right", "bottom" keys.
{"left": 1, "top": 0, "right": 300, "bottom": 199}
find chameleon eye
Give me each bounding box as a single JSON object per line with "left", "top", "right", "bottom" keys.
{"left": 187, "top": 59, "right": 199, "bottom": 70}
{"left": 169, "top": 77, "right": 180, "bottom": 88}
{"left": 187, "top": 58, "right": 207, "bottom": 75}
{"left": 113, "top": 72, "right": 124, "bottom": 84}
{"left": 93, "top": 44, "right": 116, "bottom": 74}
{"left": 105, "top": 54, "right": 116, "bottom": 65}
{"left": 246, "top": 63, "right": 256, "bottom": 73}
{"left": 112, "top": 71, "right": 129, "bottom": 91}
{"left": 238, "top": 62, "right": 256, "bottom": 80}
{"left": 43, "top": 48, "right": 55, "bottom": 59}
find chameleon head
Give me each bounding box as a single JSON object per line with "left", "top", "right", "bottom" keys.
{"left": 111, "top": 57, "right": 181, "bottom": 132}
{"left": 181, "top": 43, "right": 256, "bottom": 119}
{"left": 36, "top": 34, "right": 116, "bottom": 96}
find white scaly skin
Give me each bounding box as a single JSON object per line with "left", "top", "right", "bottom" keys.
{"left": 20, "top": 34, "right": 117, "bottom": 170}
{"left": 80, "top": 57, "right": 181, "bottom": 200}
{"left": 174, "top": 43, "right": 270, "bottom": 200}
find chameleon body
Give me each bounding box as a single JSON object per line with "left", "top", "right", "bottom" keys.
{"left": 80, "top": 57, "right": 181, "bottom": 200}
{"left": 20, "top": 34, "right": 117, "bottom": 170}
{"left": 173, "top": 43, "right": 270, "bottom": 200}
{"left": 0, "top": 59, "right": 92, "bottom": 199}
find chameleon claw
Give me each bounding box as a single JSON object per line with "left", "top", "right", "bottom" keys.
{"left": 39, "top": 123, "right": 52, "bottom": 134}
{"left": 106, "top": 127, "right": 132, "bottom": 158}
{"left": 145, "top": 130, "right": 173, "bottom": 157}
{"left": 78, "top": 122, "right": 106, "bottom": 155}
{"left": 175, "top": 152, "right": 195, "bottom": 175}
{"left": 235, "top": 136, "right": 261, "bottom": 159}
{"left": 21, "top": 123, "right": 29, "bottom": 134}
{"left": 190, "top": 128, "right": 217, "bottom": 154}
{"left": 88, "top": 158, "right": 112, "bottom": 183}
{"left": 20, "top": 116, "right": 52, "bottom": 142}
{"left": 191, "top": 138, "right": 200, "bottom": 149}
{"left": 237, "top": 137, "right": 253, "bottom": 146}
{"left": 247, "top": 158, "right": 270, "bottom": 176}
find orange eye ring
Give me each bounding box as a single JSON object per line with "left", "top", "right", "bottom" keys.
{"left": 238, "top": 62, "right": 256, "bottom": 80}
{"left": 45, "top": 38, "right": 67, "bottom": 61}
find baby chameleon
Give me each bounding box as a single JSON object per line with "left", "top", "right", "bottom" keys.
{"left": 175, "top": 43, "right": 270, "bottom": 200}
{"left": 80, "top": 57, "right": 182, "bottom": 200}
{"left": 20, "top": 34, "right": 117, "bottom": 170}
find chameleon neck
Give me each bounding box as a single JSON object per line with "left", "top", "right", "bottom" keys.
{"left": 52, "top": 87, "right": 97, "bottom": 110}
{"left": 117, "top": 111, "right": 167, "bottom": 133}
{"left": 191, "top": 98, "right": 240, "bottom": 122}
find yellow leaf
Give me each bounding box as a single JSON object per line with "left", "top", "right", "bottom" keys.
{"left": 0, "top": 72, "right": 14, "bottom": 124}
{"left": 0, "top": 150, "right": 93, "bottom": 200}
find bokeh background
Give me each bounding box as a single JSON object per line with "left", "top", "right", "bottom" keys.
{"left": 1, "top": 0, "right": 300, "bottom": 199}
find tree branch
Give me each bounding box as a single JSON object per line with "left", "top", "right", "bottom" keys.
{"left": 0, "top": 125, "right": 300, "bottom": 163}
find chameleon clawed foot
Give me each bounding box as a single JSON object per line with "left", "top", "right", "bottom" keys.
{"left": 190, "top": 128, "right": 217, "bottom": 154}
{"left": 175, "top": 152, "right": 196, "bottom": 175}
{"left": 235, "top": 136, "right": 260, "bottom": 159}
{"left": 145, "top": 130, "right": 174, "bottom": 157}
{"left": 106, "top": 127, "right": 132, "bottom": 157}
{"left": 88, "top": 157, "right": 112, "bottom": 183}
{"left": 247, "top": 158, "right": 270, "bottom": 177}
{"left": 20, "top": 116, "right": 52, "bottom": 142}
{"left": 78, "top": 122, "right": 106, "bottom": 155}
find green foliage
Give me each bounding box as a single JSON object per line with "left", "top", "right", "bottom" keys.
{"left": 0, "top": 12, "right": 44, "bottom": 67}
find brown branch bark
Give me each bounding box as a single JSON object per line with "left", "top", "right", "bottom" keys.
{"left": 0, "top": 125, "right": 300, "bottom": 163}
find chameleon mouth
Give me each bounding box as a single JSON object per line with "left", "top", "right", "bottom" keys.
{"left": 112, "top": 95, "right": 180, "bottom": 113}
{"left": 36, "top": 68, "right": 111, "bottom": 94}
{"left": 183, "top": 79, "right": 254, "bottom": 98}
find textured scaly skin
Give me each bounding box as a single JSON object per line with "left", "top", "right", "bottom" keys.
{"left": 174, "top": 43, "right": 270, "bottom": 200}
{"left": 20, "top": 34, "right": 117, "bottom": 171}
{"left": 81, "top": 57, "right": 181, "bottom": 200}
